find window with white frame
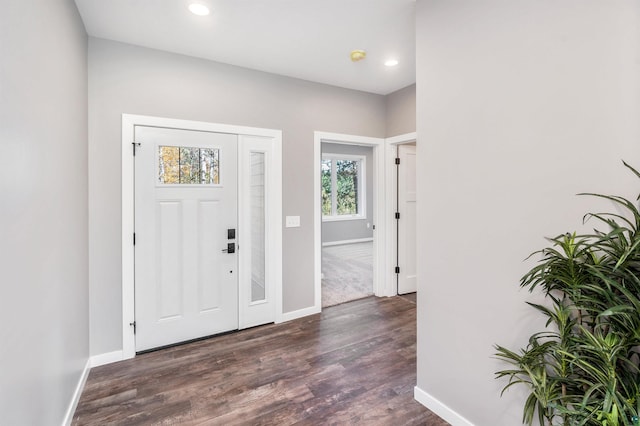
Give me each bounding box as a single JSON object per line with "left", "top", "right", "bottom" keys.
{"left": 321, "top": 154, "right": 366, "bottom": 220}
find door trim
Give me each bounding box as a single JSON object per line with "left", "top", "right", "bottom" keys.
{"left": 313, "top": 131, "right": 388, "bottom": 312}
{"left": 122, "top": 114, "right": 282, "bottom": 360}
{"left": 384, "top": 132, "right": 417, "bottom": 295}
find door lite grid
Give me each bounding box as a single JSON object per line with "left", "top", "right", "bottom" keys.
{"left": 158, "top": 146, "right": 220, "bottom": 184}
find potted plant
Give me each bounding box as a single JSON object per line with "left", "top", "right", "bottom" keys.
{"left": 495, "top": 162, "right": 640, "bottom": 426}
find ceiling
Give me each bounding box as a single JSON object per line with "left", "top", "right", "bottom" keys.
{"left": 74, "top": 0, "right": 416, "bottom": 95}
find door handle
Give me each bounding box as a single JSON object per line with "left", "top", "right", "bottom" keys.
{"left": 222, "top": 242, "right": 235, "bottom": 254}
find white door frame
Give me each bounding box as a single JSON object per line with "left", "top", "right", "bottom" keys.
{"left": 385, "top": 132, "right": 417, "bottom": 295}
{"left": 314, "top": 131, "right": 392, "bottom": 311}
{"left": 122, "top": 114, "right": 282, "bottom": 360}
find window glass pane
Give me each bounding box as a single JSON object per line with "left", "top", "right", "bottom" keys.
{"left": 179, "top": 147, "right": 200, "bottom": 184}
{"left": 158, "top": 146, "right": 180, "bottom": 183}
{"left": 158, "top": 146, "right": 219, "bottom": 184}
{"left": 321, "top": 159, "right": 332, "bottom": 216}
{"left": 200, "top": 148, "right": 219, "bottom": 184}
{"left": 336, "top": 159, "right": 358, "bottom": 215}
{"left": 250, "top": 152, "right": 266, "bottom": 303}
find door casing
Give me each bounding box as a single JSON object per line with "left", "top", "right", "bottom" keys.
{"left": 314, "top": 131, "right": 389, "bottom": 312}
{"left": 122, "top": 114, "right": 283, "bottom": 360}
{"left": 313, "top": 131, "right": 417, "bottom": 309}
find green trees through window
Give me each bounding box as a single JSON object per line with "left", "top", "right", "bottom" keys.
{"left": 321, "top": 159, "right": 332, "bottom": 215}
{"left": 158, "top": 146, "right": 219, "bottom": 184}
{"left": 321, "top": 155, "right": 364, "bottom": 218}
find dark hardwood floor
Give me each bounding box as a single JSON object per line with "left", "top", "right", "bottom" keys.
{"left": 73, "top": 296, "right": 448, "bottom": 425}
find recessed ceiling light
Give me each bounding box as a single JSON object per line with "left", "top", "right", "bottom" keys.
{"left": 385, "top": 59, "right": 399, "bottom": 67}
{"left": 188, "top": 3, "right": 210, "bottom": 16}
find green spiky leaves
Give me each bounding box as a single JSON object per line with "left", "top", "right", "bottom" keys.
{"left": 495, "top": 162, "right": 640, "bottom": 426}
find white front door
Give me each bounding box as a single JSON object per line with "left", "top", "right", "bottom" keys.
{"left": 134, "top": 126, "right": 238, "bottom": 351}
{"left": 397, "top": 144, "right": 417, "bottom": 294}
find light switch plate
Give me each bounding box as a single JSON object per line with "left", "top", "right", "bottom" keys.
{"left": 285, "top": 216, "right": 301, "bottom": 228}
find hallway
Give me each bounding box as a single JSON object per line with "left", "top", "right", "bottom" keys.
{"left": 73, "top": 296, "right": 448, "bottom": 425}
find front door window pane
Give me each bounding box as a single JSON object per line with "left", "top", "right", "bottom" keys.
{"left": 158, "top": 146, "right": 219, "bottom": 184}
{"left": 179, "top": 147, "right": 200, "bottom": 184}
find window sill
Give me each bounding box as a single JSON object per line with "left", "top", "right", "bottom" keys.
{"left": 322, "top": 215, "right": 366, "bottom": 222}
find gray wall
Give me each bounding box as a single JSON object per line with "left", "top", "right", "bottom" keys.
{"left": 321, "top": 143, "right": 374, "bottom": 243}
{"left": 415, "top": 1, "right": 640, "bottom": 425}
{"left": 0, "top": 0, "right": 89, "bottom": 424}
{"left": 88, "top": 38, "right": 386, "bottom": 355}
{"left": 386, "top": 84, "right": 416, "bottom": 137}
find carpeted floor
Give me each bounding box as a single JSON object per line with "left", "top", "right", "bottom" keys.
{"left": 321, "top": 241, "right": 373, "bottom": 307}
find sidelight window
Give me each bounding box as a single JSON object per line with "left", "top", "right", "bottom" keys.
{"left": 250, "top": 152, "right": 267, "bottom": 303}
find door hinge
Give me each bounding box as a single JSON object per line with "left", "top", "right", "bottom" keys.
{"left": 129, "top": 321, "right": 136, "bottom": 334}
{"left": 133, "top": 233, "right": 136, "bottom": 245}
{"left": 395, "top": 212, "right": 400, "bottom": 220}
{"left": 395, "top": 266, "right": 400, "bottom": 274}
{"left": 395, "top": 157, "right": 400, "bottom": 165}
{"left": 132, "top": 141, "right": 141, "bottom": 156}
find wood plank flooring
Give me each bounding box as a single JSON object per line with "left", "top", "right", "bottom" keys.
{"left": 73, "top": 296, "right": 448, "bottom": 425}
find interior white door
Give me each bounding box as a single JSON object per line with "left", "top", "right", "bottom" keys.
{"left": 397, "top": 144, "right": 417, "bottom": 294}
{"left": 134, "top": 126, "right": 238, "bottom": 351}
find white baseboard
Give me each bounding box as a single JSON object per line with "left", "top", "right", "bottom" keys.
{"left": 91, "top": 350, "right": 124, "bottom": 367}
{"left": 63, "top": 358, "right": 91, "bottom": 426}
{"left": 278, "top": 304, "right": 321, "bottom": 323}
{"left": 414, "top": 386, "right": 475, "bottom": 426}
{"left": 322, "top": 237, "right": 373, "bottom": 247}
